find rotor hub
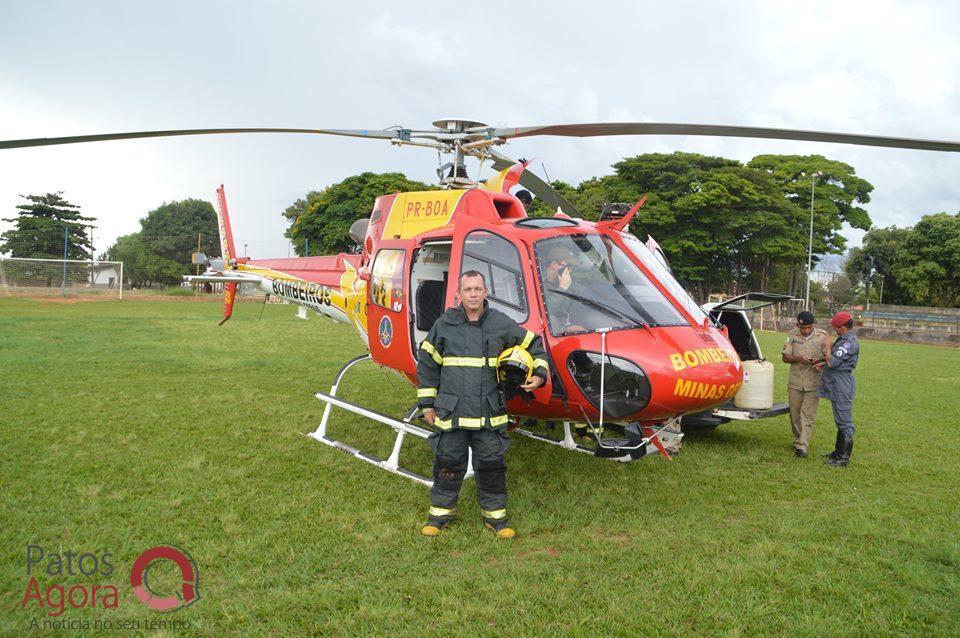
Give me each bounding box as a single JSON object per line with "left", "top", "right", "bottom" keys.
{"left": 432, "top": 118, "right": 488, "bottom": 133}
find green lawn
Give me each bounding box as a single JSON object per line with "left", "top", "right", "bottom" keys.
{"left": 1, "top": 298, "right": 958, "bottom": 637}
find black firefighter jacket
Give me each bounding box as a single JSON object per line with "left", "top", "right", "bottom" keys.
{"left": 417, "top": 302, "right": 549, "bottom": 430}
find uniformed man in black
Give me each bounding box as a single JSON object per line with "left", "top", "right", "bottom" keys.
{"left": 815, "top": 311, "right": 860, "bottom": 467}
{"left": 417, "top": 270, "right": 548, "bottom": 539}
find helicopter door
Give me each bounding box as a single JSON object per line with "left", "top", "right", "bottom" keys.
{"left": 459, "top": 230, "right": 530, "bottom": 324}
{"left": 410, "top": 240, "right": 452, "bottom": 349}
{"left": 457, "top": 229, "right": 553, "bottom": 400}
{"left": 367, "top": 247, "right": 412, "bottom": 370}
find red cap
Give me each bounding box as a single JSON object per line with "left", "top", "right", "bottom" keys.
{"left": 830, "top": 311, "right": 853, "bottom": 327}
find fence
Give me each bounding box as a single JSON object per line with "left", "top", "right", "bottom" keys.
{"left": 0, "top": 258, "right": 123, "bottom": 298}
{"left": 0, "top": 230, "right": 258, "bottom": 299}
{"left": 856, "top": 304, "right": 960, "bottom": 345}
{"left": 751, "top": 303, "right": 959, "bottom": 346}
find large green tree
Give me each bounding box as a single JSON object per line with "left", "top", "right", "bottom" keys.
{"left": 137, "top": 198, "right": 220, "bottom": 263}
{"left": 105, "top": 233, "right": 187, "bottom": 288}
{"left": 104, "top": 198, "right": 220, "bottom": 288}
{"left": 747, "top": 155, "right": 873, "bottom": 238}
{"left": 549, "top": 153, "right": 813, "bottom": 299}
{"left": 1, "top": 192, "right": 94, "bottom": 259}
{"left": 893, "top": 212, "right": 960, "bottom": 307}
{"left": 546, "top": 153, "right": 874, "bottom": 299}
{"left": 845, "top": 226, "right": 913, "bottom": 305}
{"left": 747, "top": 154, "right": 873, "bottom": 296}
{"left": 285, "top": 172, "right": 430, "bottom": 256}
{"left": 281, "top": 190, "right": 321, "bottom": 226}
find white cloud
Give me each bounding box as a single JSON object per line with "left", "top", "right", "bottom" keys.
{"left": 362, "top": 11, "right": 457, "bottom": 70}
{"left": 1, "top": 0, "right": 959, "bottom": 258}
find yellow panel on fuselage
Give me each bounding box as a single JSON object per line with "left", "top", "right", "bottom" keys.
{"left": 382, "top": 190, "right": 465, "bottom": 239}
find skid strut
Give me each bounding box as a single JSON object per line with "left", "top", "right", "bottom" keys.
{"left": 309, "top": 355, "right": 474, "bottom": 487}
{"left": 512, "top": 421, "right": 680, "bottom": 462}
{"left": 512, "top": 422, "right": 595, "bottom": 455}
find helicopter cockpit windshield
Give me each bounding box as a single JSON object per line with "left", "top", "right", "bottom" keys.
{"left": 536, "top": 234, "right": 687, "bottom": 336}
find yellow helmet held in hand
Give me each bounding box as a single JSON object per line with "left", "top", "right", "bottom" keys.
{"left": 497, "top": 346, "right": 534, "bottom": 386}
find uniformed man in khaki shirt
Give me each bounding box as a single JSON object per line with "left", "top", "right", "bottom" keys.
{"left": 780, "top": 311, "right": 828, "bottom": 458}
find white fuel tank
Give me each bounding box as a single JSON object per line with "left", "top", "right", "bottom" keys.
{"left": 734, "top": 359, "right": 775, "bottom": 410}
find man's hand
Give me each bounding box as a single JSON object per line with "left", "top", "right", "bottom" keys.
{"left": 813, "top": 362, "right": 825, "bottom": 372}
{"left": 521, "top": 376, "right": 545, "bottom": 392}
{"left": 422, "top": 407, "right": 436, "bottom": 426}
{"left": 558, "top": 267, "right": 572, "bottom": 290}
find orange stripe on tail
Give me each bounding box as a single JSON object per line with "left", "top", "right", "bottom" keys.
{"left": 215, "top": 184, "right": 238, "bottom": 262}
{"left": 218, "top": 282, "right": 237, "bottom": 325}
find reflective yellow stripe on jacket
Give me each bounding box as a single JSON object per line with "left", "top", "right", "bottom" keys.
{"left": 421, "top": 340, "right": 443, "bottom": 365}
{"left": 441, "top": 356, "right": 499, "bottom": 367}
{"left": 435, "top": 415, "right": 510, "bottom": 430}
{"left": 417, "top": 388, "right": 438, "bottom": 398}
{"left": 520, "top": 330, "right": 536, "bottom": 349}
{"left": 459, "top": 416, "right": 484, "bottom": 429}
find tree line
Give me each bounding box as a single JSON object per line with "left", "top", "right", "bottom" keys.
{"left": 846, "top": 214, "right": 960, "bottom": 307}
{"left": 282, "top": 153, "right": 958, "bottom": 308}
{"left": 1, "top": 193, "right": 220, "bottom": 288}
{"left": 105, "top": 199, "right": 220, "bottom": 288}
{"left": 1, "top": 193, "right": 95, "bottom": 260}
{"left": 4, "top": 154, "right": 956, "bottom": 306}
{"left": 281, "top": 154, "right": 878, "bottom": 302}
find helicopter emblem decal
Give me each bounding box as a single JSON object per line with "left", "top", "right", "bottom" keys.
{"left": 378, "top": 316, "right": 393, "bottom": 348}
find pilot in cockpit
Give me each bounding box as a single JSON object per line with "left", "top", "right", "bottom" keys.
{"left": 542, "top": 245, "right": 587, "bottom": 334}
{"left": 515, "top": 189, "right": 533, "bottom": 211}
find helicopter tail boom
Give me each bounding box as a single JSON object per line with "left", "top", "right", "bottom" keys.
{"left": 215, "top": 184, "right": 238, "bottom": 262}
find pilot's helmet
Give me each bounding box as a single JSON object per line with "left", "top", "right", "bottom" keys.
{"left": 497, "top": 346, "right": 534, "bottom": 386}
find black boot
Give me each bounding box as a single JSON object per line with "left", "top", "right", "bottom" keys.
{"left": 823, "top": 431, "right": 843, "bottom": 460}
{"left": 827, "top": 437, "right": 853, "bottom": 467}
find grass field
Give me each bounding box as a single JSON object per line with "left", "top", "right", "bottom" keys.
{"left": 2, "top": 298, "right": 958, "bottom": 637}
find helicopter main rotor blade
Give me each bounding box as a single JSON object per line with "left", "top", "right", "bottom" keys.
{"left": 491, "top": 123, "right": 960, "bottom": 153}
{"left": 0, "top": 127, "right": 401, "bottom": 150}
{"left": 488, "top": 150, "right": 581, "bottom": 217}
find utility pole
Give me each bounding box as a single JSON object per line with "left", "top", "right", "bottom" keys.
{"left": 804, "top": 172, "right": 821, "bottom": 311}
{"left": 865, "top": 269, "right": 872, "bottom": 311}
{"left": 88, "top": 225, "right": 95, "bottom": 286}
{"left": 196, "top": 233, "right": 201, "bottom": 302}
{"left": 61, "top": 227, "right": 68, "bottom": 298}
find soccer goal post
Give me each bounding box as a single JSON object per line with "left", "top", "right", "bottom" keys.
{"left": 0, "top": 257, "right": 124, "bottom": 299}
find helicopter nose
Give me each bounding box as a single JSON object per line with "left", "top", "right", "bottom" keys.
{"left": 664, "top": 359, "right": 744, "bottom": 413}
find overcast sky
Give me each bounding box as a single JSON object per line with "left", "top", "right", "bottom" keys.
{"left": 2, "top": 0, "right": 958, "bottom": 260}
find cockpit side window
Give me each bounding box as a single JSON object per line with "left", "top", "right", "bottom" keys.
{"left": 460, "top": 230, "right": 528, "bottom": 323}
{"left": 619, "top": 232, "right": 709, "bottom": 324}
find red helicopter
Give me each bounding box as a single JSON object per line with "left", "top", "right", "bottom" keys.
{"left": 4, "top": 119, "right": 958, "bottom": 484}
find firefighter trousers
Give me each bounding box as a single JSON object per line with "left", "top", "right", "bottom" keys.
{"left": 427, "top": 428, "right": 511, "bottom": 524}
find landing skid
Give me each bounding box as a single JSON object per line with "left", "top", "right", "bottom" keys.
{"left": 309, "top": 355, "right": 682, "bottom": 487}
{"left": 308, "top": 355, "right": 474, "bottom": 487}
